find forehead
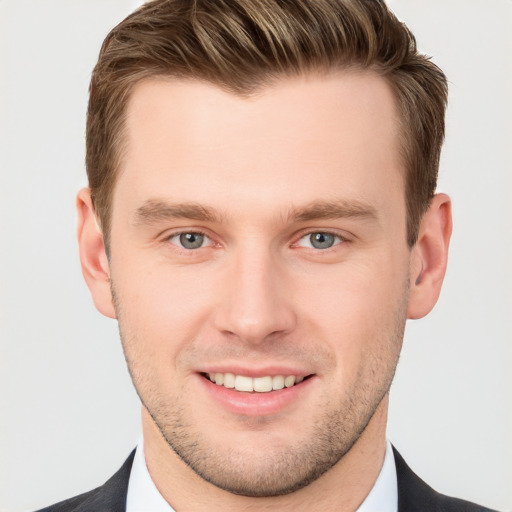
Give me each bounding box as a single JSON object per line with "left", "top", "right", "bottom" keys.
{"left": 115, "top": 71, "right": 404, "bottom": 224}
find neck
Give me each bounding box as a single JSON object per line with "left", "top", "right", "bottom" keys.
{"left": 141, "top": 396, "right": 389, "bottom": 512}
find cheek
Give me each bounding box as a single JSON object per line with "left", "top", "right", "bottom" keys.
{"left": 111, "top": 261, "right": 219, "bottom": 375}
{"left": 296, "top": 252, "right": 407, "bottom": 321}
{"left": 115, "top": 254, "right": 217, "bottom": 318}
{"left": 293, "top": 256, "right": 408, "bottom": 377}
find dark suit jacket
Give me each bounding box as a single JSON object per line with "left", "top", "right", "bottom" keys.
{"left": 35, "top": 447, "right": 499, "bottom": 512}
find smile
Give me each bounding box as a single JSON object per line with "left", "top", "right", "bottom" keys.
{"left": 204, "top": 372, "right": 308, "bottom": 392}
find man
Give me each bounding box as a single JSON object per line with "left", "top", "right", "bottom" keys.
{"left": 36, "top": 0, "right": 498, "bottom": 511}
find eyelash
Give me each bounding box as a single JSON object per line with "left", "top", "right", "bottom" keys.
{"left": 292, "top": 230, "right": 348, "bottom": 250}
{"left": 164, "top": 229, "right": 349, "bottom": 252}
{"left": 165, "top": 230, "right": 213, "bottom": 250}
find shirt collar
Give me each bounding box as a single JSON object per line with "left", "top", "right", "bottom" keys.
{"left": 126, "top": 438, "right": 397, "bottom": 512}
{"left": 126, "top": 437, "right": 177, "bottom": 512}
{"left": 356, "top": 440, "right": 398, "bottom": 512}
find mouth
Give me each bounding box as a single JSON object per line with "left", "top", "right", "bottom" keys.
{"left": 202, "top": 372, "right": 313, "bottom": 393}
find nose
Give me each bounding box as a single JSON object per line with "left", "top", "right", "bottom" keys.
{"left": 213, "top": 245, "right": 297, "bottom": 344}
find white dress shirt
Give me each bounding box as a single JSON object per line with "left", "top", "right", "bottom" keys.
{"left": 126, "top": 438, "right": 398, "bottom": 512}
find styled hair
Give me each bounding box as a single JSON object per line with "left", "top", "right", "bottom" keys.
{"left": 87, "top": 0, "right": 448, "bottom": 248}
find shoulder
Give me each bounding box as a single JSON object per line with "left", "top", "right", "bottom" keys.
{"left": 34, "top": 487, "right": 103, "bottom": 512}
{"left": 33, "top": 450, "right": 136, "bottom": 512}
{"left": 393, "top": 447, "right": 499, "bottom": 512}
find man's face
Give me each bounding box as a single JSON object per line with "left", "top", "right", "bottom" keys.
{"left": 108, "top": 72, "right": 412, "bottom": 496}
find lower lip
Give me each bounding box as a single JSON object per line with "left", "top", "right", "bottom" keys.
{"left": 197, "top": 374, "right": 316, "bottom": 417}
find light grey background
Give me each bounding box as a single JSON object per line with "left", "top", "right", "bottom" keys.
{"left": 0, "top": 1, "right": 510, "bottom": 511}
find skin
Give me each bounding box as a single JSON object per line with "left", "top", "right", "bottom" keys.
{"left": 77, "top": 71, "right": 452, "bottom": 511}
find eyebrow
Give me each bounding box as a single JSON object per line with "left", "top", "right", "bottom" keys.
{"left": 132, "top": 198, "right": 378, "bottom": 226}
{"left": 133, "top": 200, "right": 220, "bottom": 225}
{"left": 289, "top": 200, "right": 378, "bottom": 223}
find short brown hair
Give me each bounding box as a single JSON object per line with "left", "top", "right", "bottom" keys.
{"left": 87, "top": 0, "right": 448, "bottom": 248}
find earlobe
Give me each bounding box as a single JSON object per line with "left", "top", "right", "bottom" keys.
{"left": 76, "top": 188, "right": 116, "bottom": 319}
{"left": 407, "top": 193, "right": 452, "bottom": 319}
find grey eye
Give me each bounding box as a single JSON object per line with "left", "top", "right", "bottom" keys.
{"left": 179, "top": 232, "right": 205, "bottom": 249}
{"left": 309, "top": 232, "right": 336, "bottom": 249}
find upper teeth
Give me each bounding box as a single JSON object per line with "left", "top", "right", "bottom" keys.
{"left": 207, "top": 373, "right": 304, "bottom": 392}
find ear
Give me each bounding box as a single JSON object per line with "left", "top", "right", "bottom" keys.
{"left": 407, "top": 193, "right": 452, "bottom": 319}
{"left": 76, "top": 188, "right": 116, "bottom": 319}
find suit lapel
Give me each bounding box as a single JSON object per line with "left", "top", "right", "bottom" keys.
{"left": 394, "top": 447, "right": 442, "bottom": 512}
{"left": 73, "top": 450, "right": 135, "bottom": 512}
{"left": 394, "top": 447, "right": 499, "bottom": 512}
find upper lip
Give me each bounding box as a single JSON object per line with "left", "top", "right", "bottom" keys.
{"left": 197, "top": 365, "right": 313, "bottom": 378}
